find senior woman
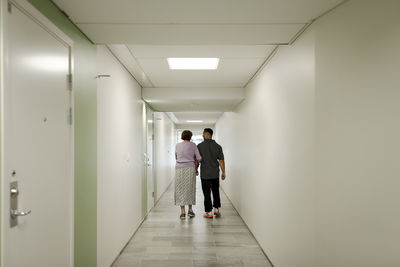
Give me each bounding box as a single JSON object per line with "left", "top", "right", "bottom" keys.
{"left": 175, "top": 130, "right": 202, "bottom": 220}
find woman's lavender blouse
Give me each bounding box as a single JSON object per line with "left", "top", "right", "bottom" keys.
{"left": 175, "top": 141, "right": 202, "bottom": 168}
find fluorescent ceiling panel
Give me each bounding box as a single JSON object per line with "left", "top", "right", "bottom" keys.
{"left": 167, "top": 58, "right": 219, "bottom": 70}
{"left": 186, "top": 120, "right": 204, "bottom": 123}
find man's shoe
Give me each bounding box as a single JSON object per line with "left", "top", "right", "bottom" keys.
{"left": 214, "top": 209, "right": 221, "bottom": 217}
{"left": 188, "top": 210, "right": 195, "bottom": 218}
{"left": 204, "top": 212, "right": 213, "bottom": 219}
{"left": 180, "top": 213, "right": 186, "bottom": 220}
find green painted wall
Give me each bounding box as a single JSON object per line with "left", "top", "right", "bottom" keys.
{"left": 26, "top": 1, "right": 98, "bottom": 267}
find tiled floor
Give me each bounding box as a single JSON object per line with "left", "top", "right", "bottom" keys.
{"left": 112, "top": 179, "right": 272, "bottom": 267}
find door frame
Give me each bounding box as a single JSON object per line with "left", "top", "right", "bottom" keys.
{"left": 142, "top": 103, "right": 156, "bottom": 218}
{"left": 146, "top": 105, "right": 155, "bottom": 213}
{"left": 0, "top": 0, "right": 75, "bottom": 265}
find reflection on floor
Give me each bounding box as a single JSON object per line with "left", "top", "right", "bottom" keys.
{"left": 113, "top": 179, "right": 272, "bottom": 267}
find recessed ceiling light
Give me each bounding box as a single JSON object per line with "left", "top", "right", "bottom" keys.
{"left": 167, "top": 58, "right": 219, "bottom": 70}
{"left": 186, "top": 120, "right": 203, "bottom": 123}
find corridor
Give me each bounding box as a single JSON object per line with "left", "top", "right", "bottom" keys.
{"left": 113, "top": 180, "right": 272, "bottom": 267}
{"left": 1, "top": 0, "right": 400, "bottom": 266}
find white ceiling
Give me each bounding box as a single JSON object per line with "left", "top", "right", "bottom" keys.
{"left": 128, "top": 45, "right": 275, "bottom": 87}
{"left": 53, "top": 0, "right": 344, "bottom": 125}
{"left": 108, "top": 44, "right": 275, "bottom": 88}
{"left": 146, "top": 99, "right": 243, "bottom": 112}
{"left": 173, "top": 112, "right": 223, "bottom": 125}
{"left": 52, "top": 0, "right": 344, "bottom": 24}
{"left": 72, "top": 23, "right": 304, "bottom": 45}
{"left": 127, "top": 45, "right": 277, "bottom": 58}
{"left": 142, "top": 87, "right": 245, "bottom": 113}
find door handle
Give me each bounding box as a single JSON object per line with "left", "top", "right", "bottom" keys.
{"left": 10, "top": 209, "right": 31, "bottom": 217}
{"left": 11, "top": 187, "right": 19, "bottom": 198}
{"left": 10, "top": 181, "right": 31, "bottom": 227}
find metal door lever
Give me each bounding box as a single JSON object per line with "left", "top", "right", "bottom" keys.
{"left": 10, "top": 187, "right": 19, "bottom": 198}
{"left": 10, "top": 181, "right": 32, "bottom": 227}
{"left": 10, "top": 209, "right": 31, "bottom": 217}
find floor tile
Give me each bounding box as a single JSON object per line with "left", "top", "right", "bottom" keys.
{"left": 112, "top": 180, "right": 272, "bottom": 267}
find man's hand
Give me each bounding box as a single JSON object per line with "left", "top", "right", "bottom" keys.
{"left": 196, "top": 170, "right": 199, "bottom": 176}
{"left": 219, "top": 160, "right": 226, "bottom": 180}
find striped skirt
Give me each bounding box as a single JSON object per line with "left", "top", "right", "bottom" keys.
{"left": 174, "top": 166, "right": 196, "bottom": 206}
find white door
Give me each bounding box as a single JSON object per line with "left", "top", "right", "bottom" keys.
{"left": 146, "top": 108, "right": 155, "bottom": 212}
{"left": 2, "top": 2, "right": 73, "bottom": 267}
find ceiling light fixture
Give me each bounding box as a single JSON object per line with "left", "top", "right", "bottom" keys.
{"left": 167, "top": 58, "right": 219, "bottom": 70}
{"left": 186, "top": 120, "right": 203, "bottom": 123}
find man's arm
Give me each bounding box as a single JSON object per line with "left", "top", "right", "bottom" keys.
{"left": 219, "top": 160, "right": 226, "bottom": 180}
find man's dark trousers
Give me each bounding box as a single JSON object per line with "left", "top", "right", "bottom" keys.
{"left": 201, "top": 178, "right": 221, "bottom": 212}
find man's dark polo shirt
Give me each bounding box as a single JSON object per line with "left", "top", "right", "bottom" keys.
{"left": 197, "top": 139, "right": 224, "bottom": 179}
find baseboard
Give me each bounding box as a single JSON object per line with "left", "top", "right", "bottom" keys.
{"left": 220, "top": 186, "right": 275, "bottom": 267}
{"left": 109, "top": 178, "right": 174, "bottom": 267}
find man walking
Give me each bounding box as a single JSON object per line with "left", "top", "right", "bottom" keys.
{"left": 197, "top": 128, "right": 226, "bottom": 218}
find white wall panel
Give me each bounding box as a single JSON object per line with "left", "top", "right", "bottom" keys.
{"left": 216, "top": 29, "right": 315, "bottom": 267}
{"left": 216, "top": 1, "right": 400, "bottom": 266}
{"left": 314, "top": 0, "right": 400, "bottom": 266}
{"left": 153, "top": 112, "right": 176, "bottom": 200}
{"left": 97, "top": 45, "right": 144, "bottom": 267}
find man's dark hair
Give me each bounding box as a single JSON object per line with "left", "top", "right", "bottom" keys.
{"left": 204, "top": 128, "right": 214, "bottom": 136}
{"left": 181, "top": 130, "right": 193, "bottom": 141}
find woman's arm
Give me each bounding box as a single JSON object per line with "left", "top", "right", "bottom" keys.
{"left": 194, "top": 145, "right": 202, "bottom": 162}
{"left": 194, "top": 144, "right": 201, "bottom": 176}
{"left": 195, "top": 159, "right": 199, "bottom": 176}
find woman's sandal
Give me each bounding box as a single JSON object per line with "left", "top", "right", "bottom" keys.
{"left": 188, "top": 210, "right": 195, "bottom": 218}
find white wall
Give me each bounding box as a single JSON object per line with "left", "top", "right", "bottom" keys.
{"left": 314, "top": 1, "right": 400, "bottom": 266}
{"left": 97, "top": 45, "right": 144, "bottom": 267}
{"left": 216, "top": 1, "right": 400, "bottom": 266}
{"left": 154, "top": 112, "right": 176, "bottom": 200}
{"left": 216, "top": 28, "right": 315, "bottom": 267}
